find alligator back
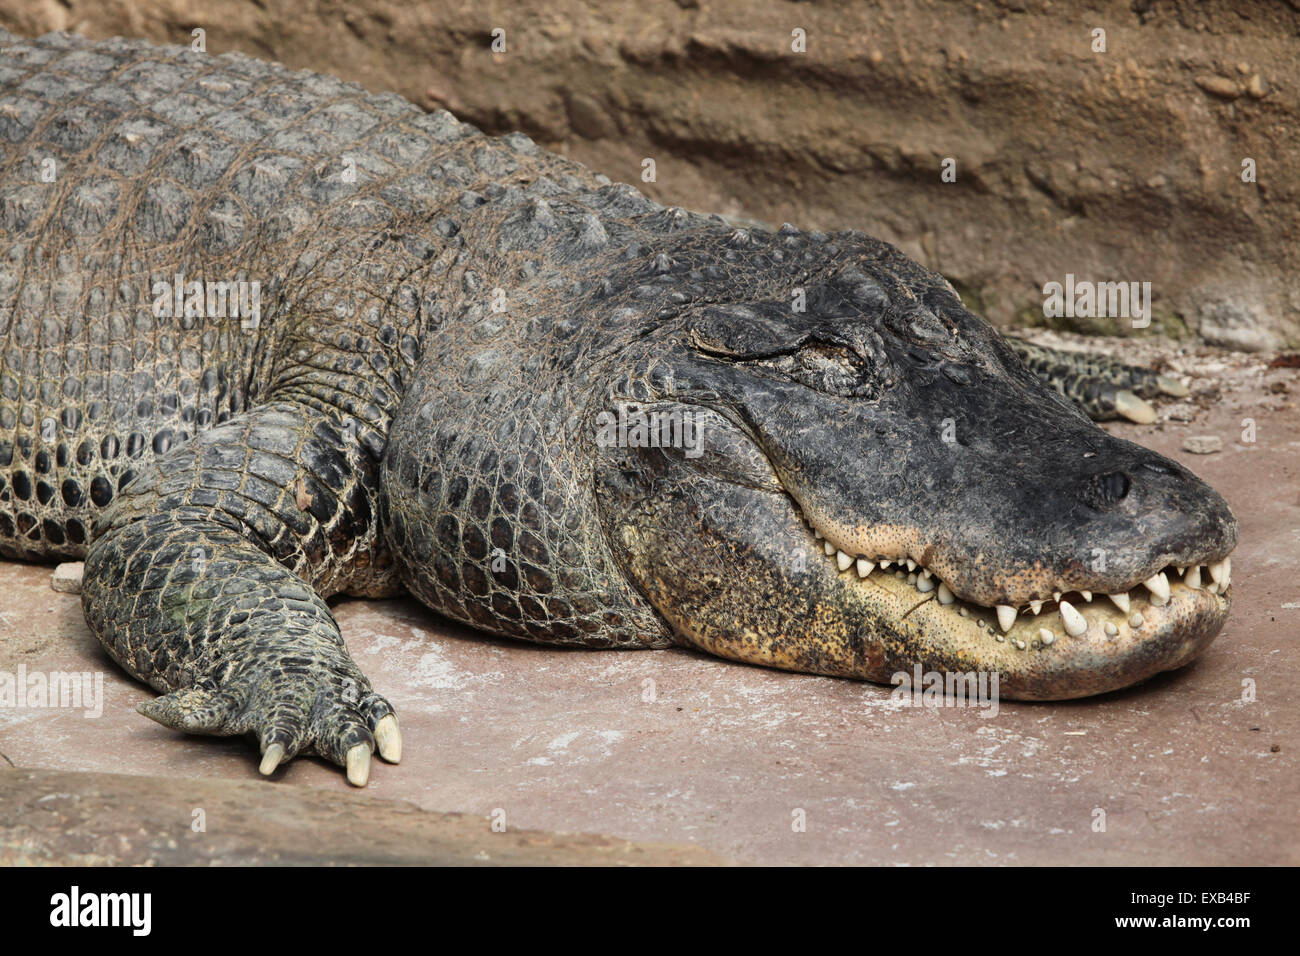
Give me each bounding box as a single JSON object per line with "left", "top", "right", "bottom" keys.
{"left": 0, "top": 29, "right": 575, "bottom": 560}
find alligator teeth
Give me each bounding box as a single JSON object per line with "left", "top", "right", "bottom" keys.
{"left": 814, "top": 529, "right": 823, "bottom": 539}
{"left": 1038, "top": 628, "right": 1055, "bottom": 646}
{"left": 1176, "top": 566, "right": 1186, "bottom": 576}
{"left": 879, "top": 559, "right": 892, "bottom": 569}
{"left": 856, "top": 558, "right": 874, "bottom": 578}
{"left": 906, "top": 559, "right": 917, "bottom": 572}
{"left": 1080, "top": 590, "right": 1092, "bottom": 602}
{"left": 1208, "top": 557, "right": 1230, "bottom": 589}
{"left": 1128, "top": 612, "right": 1145, "bottom": 628}
{"left": 1104, "top": 622, "right": 1119, "bottom": 637}
{"left": 824, "top": 541, "right": 836, "bottom": 556}
{"left": 1029, "top": 600, "right": 1043, "bottom": 615}
{"left": 917, "top": 575, "right": 935, "bottom": 593}
{"left": 1143, "top": 572, "right": 1170, "bottom": 605}
{"left": 836, "top": 549, "right": 853, "bottom": 572}
{"left": 1108, "top": 592, "right": 1131, "bottom": 614}
{"left": 1184, "top": 565, "right": 1202, "bottom": 590}
{"left": 1052, "top": 591, "right": 1062, "bottom": 602}
{"left": 936, "top": 582, "right": 955, "bottom": 605}
{"left": 1058, "top": 599, "right": 1088, "bottom": 637}
{"left": 996, "top": 605, "right": 1017, "bottom": 633}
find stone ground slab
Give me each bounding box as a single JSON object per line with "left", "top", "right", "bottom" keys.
{"left": 0, "top": 337, "right": 1296, "bottom": 865}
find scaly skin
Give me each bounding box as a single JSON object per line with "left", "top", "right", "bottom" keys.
{"left": 0, "top": 31, "right": 1236, "bottom": 783}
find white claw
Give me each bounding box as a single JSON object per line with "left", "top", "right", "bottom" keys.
{"left": 1058, "top": 599, "right": 1088, "bottom": 637}
{"left": 1184, "top": 565, "right": 1201, "bottom": 590}
{"left": 1108, "top": 592, "right": 1131, "bottom": 614}
{"left": 1029, "top": 600, "right": 1043, "bottom": 615}
{"left": 259, "top": 743, "right": 285, "bottom": 776}
{"left": 374, "top": 714, "right": 402, "bottom": 764}
{"left": 856, "top": 558, "right": 874, "bottom": 578}
{"left": 824, "top": 541, "right": 836, "bottom": 556}
{"left": 345, "top": 743, "right": 372, "bottom": 787}
{"left": 836, "top": 549, "right": 853, "bottom": 572}
{"left": 1144, "top": 571, "right": 1170, "bottom": 604}
{"left": 1157, "top": 373, "right": 1190, "bottom": 397}
{"left": 917, "top": 575, "right": 936, "bottom": 593}
{"left": 1115, "top": 389, "right": 1157, "bottom": 424}
{"left": 996, "top": 605, "right": 1018, "bottom": 633}
{"left": 936, "top": 582, "right": 955, "bottom": 605}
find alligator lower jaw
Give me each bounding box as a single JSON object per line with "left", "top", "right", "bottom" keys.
{"left": 802, "top": 518, "right": 1233, "bottom": 657}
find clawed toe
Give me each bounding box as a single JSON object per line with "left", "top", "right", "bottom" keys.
{"left": 374, "top": 714, "right": 402, "bottom": 764}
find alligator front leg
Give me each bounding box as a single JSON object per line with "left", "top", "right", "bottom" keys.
{"left": 1005, "top": 335, "right": 1190, "bottom": 423}
{"left": 81, "top": 401, "right": 400, "bottom": 785}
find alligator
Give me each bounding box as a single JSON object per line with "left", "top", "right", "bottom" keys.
{"left": 0, "top": 30, "right": 1237, "bottom": 785}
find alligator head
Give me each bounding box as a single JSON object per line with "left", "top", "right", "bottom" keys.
{"left": 592, "top": 227, "right": 1237, "bottom": 700}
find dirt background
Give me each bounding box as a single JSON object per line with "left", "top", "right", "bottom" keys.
{"left": 2, "top": 0, "right": 1297, "bottom": 350}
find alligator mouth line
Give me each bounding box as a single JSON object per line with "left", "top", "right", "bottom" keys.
{"left": 801, "top": 518, "right": 1233, "bottom": 652}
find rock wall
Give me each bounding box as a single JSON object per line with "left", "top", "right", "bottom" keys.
{"left": 3, "top": 0, "right": 1297, "bottom": 348}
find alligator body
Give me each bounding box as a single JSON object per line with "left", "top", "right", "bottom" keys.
{"left": 0, "top": 31, "right": 1237, "bottom": 784}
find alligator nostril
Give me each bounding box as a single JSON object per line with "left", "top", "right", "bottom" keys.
{"left": 1098, "top": 471, "right": 1131, "bottom": 503}
{"left": 1080, "top": 470, "right": 1132, "bottom": 510}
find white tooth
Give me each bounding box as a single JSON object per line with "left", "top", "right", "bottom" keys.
{"left": 1128, "top": 612, "right": 1145, "bottom": 628}
{"left": 1058, "top": 600, "right": 1088, "bottom": 637}
{"left": 917, "top": 575, "right": 935, "bottom": 593}
{"left": 824, "top": 541, "right": 836, "bottom": 556}
{"left": 1184, "top": 565, "right": 1201, "bottom": 589}
{"left": 856, "top": 558, "right": 874, "bottom": 578}
{"left": 907, "top": 572, "right": 918, "bottom": 586}
{"left": 906, "top": 559, "right": 917, "bottom": 572}
{"left": 836, "top": 550, "right": 853, "bottom": 572}
{"left": 1205, "top": 580, "right": 1220, "bottom": 595}
{"left": 814, "top": 529, "right": 823, "bottom": 539}
{"left": 1108, "top": 592, "right": 1130, "bottom": 613}
{"left": 1038, "top": 628, "right": 1055, "bottom": 646}
{"left": 1053, "top": 591, "right": 1062, "bottom": 602}
{"left": 937, "top": 582, "right": 955, "bottom": 605}
{"left": 996, "top": 605, "right": 1017, "bottom": 633}
{"left": 879, "top": 559, "right": 892, "bottom": 569}
{"left": 1144, "top": 572, "right": 1170, "bottom": 604}
{"left": 920, "top": 568, "right": 932, "bottom": 579}
{"left": 1209, "top": 557, "right": 1230, "bottom": 588}
{"left": 1176, "top": 566, "right": 1186, "bottom": 576}
{"left": 1029, "top": 600, "right": 1043, "bottom": 615}
{"left": 1081, "top": 590, "right": 1092, "bottom": 602}
{"left": 1104, "top": 622, "right": 1118, "bottom": 637}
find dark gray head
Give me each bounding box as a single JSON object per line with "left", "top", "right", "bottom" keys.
{"left": 592, "top": 228, "right": 1236, "bottom": 698}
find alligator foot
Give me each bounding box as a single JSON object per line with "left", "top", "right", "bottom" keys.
{"left": 1005, "top": 336, "right": 1190, "bottom": 423}
{"left": 138, "top": 655, "right": 402, "bottom": 786}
